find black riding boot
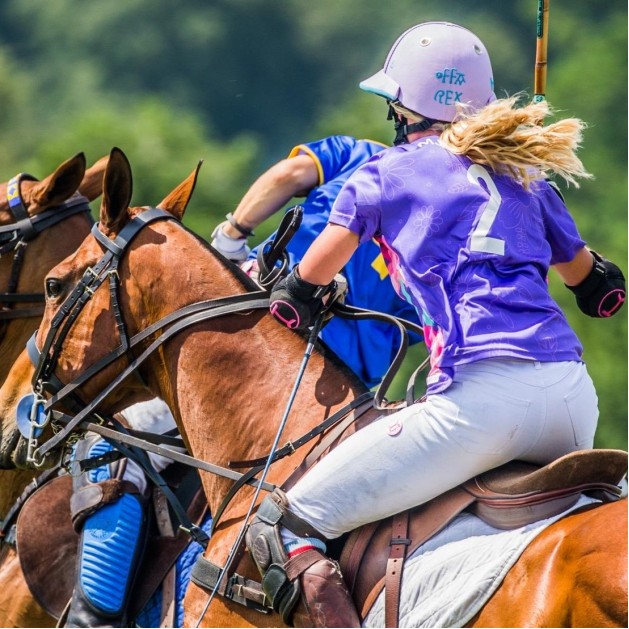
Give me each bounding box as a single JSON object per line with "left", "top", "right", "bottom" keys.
{"left": 246, "top": 488, "right": 360, "bottom": 628}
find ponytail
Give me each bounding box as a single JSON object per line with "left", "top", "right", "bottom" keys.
{"left": 440, "top": 95, "right": 593, "bottom": 189}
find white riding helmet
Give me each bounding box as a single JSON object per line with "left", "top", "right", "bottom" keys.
{"left": 360, "top": 22, "right": 496, "bottom": 122}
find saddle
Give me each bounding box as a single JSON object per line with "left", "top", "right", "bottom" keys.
{"left": 15, "top": 463, "right": 207, "bottom": 622}
{"left": 338, "top": 448, "right": 627, "bottom": 627}
{"left": 189, "top": 448, "right": 627, "bottom": 626}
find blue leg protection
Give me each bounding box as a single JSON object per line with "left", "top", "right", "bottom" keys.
{"left": 78, "top": 493, "right": 145, "bottom": 615}
{"left": 66, "top": 435, "right": 148, "bottom": 627}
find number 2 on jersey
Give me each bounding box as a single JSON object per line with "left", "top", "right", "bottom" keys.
{"left": 467, "top": 164, "right": 505, "bottom": 255}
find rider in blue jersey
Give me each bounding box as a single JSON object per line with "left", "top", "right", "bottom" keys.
{"left": 211, "top": 135, "right": 422, "bottom": 388}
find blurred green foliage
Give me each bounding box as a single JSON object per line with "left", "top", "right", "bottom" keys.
{"left": 0, "top": 1, "right": 625, "bottom": 448}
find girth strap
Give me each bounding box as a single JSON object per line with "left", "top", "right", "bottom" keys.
{"left": 354, "top": 487, "right": 476, "bottom": 619}
{"left": 385, "top": 511, "right": 410, "bottom": 628}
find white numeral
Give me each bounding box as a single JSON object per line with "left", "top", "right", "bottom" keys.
{"left": 467, "top": 164, "right": 505, "bottom": 255}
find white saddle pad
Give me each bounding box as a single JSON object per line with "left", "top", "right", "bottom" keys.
{"left": 363, "top": 494, "right": 598, "bottom": 628}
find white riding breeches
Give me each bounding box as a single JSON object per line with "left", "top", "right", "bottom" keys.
{"left": 118, "top": 397, "right": 178, "bottom": 494}
{"left": 286, "top": 359, "right": 599, "bottom": 539}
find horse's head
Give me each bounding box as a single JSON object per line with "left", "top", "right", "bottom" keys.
{"left": 33, "top": 147, "right": 202, "bottom": 425}
{"left": 0, "top": 154, "right": 110, "bottom": 467}
{"left": 0, "top": 153, "right": 109, "bottom": 379}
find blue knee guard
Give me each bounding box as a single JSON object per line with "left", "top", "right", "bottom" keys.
{"left": 72, "top": 437, "right": 147, "bottom": 619}
{"left": 78, "top": 493, "right": 145, "bottom": 614}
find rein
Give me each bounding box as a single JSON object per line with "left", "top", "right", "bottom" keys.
{"left": 29, "top": 207, "right": 423, "bottom": 462}
{"left": 22, "top": 204, "right": 432, "bottom": 620}
{"left": 0, "top": 173, "right": 93, "bottom": 323}
{"left": 28, "top": 208, "right": 273, "bottom": 461}
{"left": 26, "top": 206, "right": 426, "bottom": 556}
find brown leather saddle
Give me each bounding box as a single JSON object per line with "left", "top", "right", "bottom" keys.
{"left": 338, "top": 448, "right": 628, "bottom": 627}
{"left": 189, "top": 448, "right": 627, "bottom": 626}
{"left": 15, "top": 465, "right": 207, "bottom": 621}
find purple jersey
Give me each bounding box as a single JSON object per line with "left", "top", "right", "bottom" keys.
{"left": 329, "top": 136, "right": 585, "bottom": 394}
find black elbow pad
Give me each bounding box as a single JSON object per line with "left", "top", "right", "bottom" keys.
{"left": 566, "top": 251, "right": 626, "bottom": 318}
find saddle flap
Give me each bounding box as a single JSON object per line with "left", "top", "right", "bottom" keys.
{"left": 16, "top": 474, "right": 78, "bottom": 620}
{"left": 339, "top": 487, "right": 475, "bottom": 619}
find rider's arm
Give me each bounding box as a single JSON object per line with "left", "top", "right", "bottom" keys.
{"left": 553, "top": 246, "right": 595, "bottom": 286}
{"left": 223, "top": 154, "right": 319, "bottom": 239}
{"left": 298, "top": 223, "right": 360, "bottom": 285}
{"left": 211, "top": 154, "right": 318, "bottom": 261}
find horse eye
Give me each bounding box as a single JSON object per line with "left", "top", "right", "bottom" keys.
{"left": 45, "top": 278, "right": 64, "bottom": 299}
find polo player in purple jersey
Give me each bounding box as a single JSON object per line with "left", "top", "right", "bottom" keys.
{"left": 244, "top": 21, "right": 626, "bottom": 627}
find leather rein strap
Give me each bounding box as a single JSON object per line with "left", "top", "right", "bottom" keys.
{"left": 26, "top": 208, "right": 426, "bottom": 529}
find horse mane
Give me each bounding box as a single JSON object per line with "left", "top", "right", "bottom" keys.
{"left": 186, "top": 229, "right": 260, "bottom": 293}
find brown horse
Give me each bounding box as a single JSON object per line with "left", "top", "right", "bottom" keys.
{"left": 29, "top": 148, "right": 627, "bottom": 628}
{"left": 0, "top": 153, "right": 107, "bottom": 628}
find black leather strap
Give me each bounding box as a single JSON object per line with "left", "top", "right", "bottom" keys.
{"left": 226, "top": 212, "right": 255, "bottom": 238}
{"left": 190, "top": 556, "right": 271, "bottom": 612}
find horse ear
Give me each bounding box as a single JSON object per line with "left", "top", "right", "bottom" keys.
{"left": 157, "top": 161, "right": 203, "bottom": 221}
{"left": 100, "top": 147, "right": 132, "bottom": 236}
{"left": 79, "top": 155, "right": 109, "bottom": 202}
{"left": 31, "top": 153, "right": 87, "bottom": 207}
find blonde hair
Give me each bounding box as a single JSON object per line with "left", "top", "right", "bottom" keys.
{"left": 392, "top": 96, "right": 592, "bottom": 189}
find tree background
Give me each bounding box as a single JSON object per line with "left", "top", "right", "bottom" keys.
{"left": 0, "top": 0, "right": 625, "bottom": 448}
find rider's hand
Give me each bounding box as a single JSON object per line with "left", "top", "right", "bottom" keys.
{"left": 210, "top": 222, "right": 251, "bottom": 262}
{"left": 269, "top": 266, "right": 336, "bottom": 331}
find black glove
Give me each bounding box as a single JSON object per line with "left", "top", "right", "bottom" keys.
{"left": 566, "top": 251, "right": 626, "bottom": 318}
{"left": 269, "top": 266, "right": 336, "bottom": 330}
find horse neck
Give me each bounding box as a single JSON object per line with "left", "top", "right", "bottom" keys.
{"left": 132, "top": 225, "right": 367, "bottom": 519}
{"left": 169, "top": 312, "right": 367, "bottom": 511}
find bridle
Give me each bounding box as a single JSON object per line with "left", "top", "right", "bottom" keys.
{"left": 27, "top": 208, "right": 271, "bottom": 464}
{"left": 0, "top": 173, "right": 93, "bottom": 330}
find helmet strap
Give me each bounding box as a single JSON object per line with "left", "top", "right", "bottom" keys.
{"left": 388, "top": 104, "right": 436, "bottom": 145}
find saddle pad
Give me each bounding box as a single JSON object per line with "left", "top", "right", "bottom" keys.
{"left": 363, "top": 494, "right": 598, "bottom": 628}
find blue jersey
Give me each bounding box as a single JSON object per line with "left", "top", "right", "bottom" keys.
{"left": 251, "top": 135, "right": 422, "bottom": 388}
